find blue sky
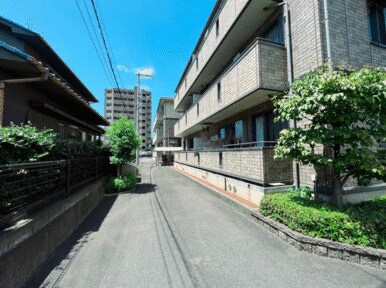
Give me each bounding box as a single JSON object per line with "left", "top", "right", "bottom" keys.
{"left": 0, "top": 0, "right": 216, "bottom": 120}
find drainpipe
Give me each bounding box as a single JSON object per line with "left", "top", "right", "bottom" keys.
{"left": 0, "top": 73, "right": 49, "bottom": 126}
{"left": 283, "top": 1, "right": 300, "bottom": 189}
{"left": 323, "top": 0, "right": 332, "bottom": 72}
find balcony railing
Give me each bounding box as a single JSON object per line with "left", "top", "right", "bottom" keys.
{"left": 174, "top": 147, "right": 293, "bottom": 186}
{"left": 175, "top": 38, "right": 287, "bottom": 137}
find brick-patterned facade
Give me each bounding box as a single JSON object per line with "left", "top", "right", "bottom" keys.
{"left": 173, "top": 0, "right": 386, "bottom": 204}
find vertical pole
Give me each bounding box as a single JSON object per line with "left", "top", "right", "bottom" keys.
{"left": 323, "top": 0, "right": 332, "bottom": 72}
{"left": 284, "top": 1, "right": 300, "bottom": 189}
{"left": 136, "top": 74, "right": 140, "bottom": 166}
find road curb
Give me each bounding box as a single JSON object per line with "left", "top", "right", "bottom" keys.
{"left": 251, "top": 211, "right": 386, "bottom": 270}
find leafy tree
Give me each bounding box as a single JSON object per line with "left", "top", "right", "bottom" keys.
{"left": 0, "top": 123, "right": 56, "bottom": 165}
{"left": 106, "top": 117, "right": 141, "bottom": 175}
{"left": 274, "top": 66, "right": 386, "bottom": 208}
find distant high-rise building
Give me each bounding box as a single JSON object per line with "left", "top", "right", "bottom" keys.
{"left": 104, "top": 87, "right": 152, "bottom": 151}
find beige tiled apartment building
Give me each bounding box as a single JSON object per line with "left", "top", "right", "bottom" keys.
{"left": 173, "top": 0, "right": 386, "bottom": 205}
{"left": 152, "top": 97, "right": 182, "bottom": 164}
{"left": 105, "top": 87, "right": 152, "bottom": 151}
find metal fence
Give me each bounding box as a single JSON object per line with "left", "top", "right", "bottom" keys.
{"left": 0, "top": 157, "right": 113, "bottom": 228}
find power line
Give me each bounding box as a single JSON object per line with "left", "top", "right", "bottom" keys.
{"left": 93, "top": 0, "right": 125, "bottom": 89}
{"left": 90, "top": 0, "right": 130, "bottom": 115}
{"left": 75, "top": 0, "right": 113, "bottom": 86}
{"left": 81, "top": 0, "right": 113, "bottom": 82}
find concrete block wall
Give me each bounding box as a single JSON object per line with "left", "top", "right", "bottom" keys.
{"left": 0, "top": 177, "right": 109, "bottom": 288}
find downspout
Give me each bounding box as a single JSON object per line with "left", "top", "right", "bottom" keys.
{"left": 284, "top": 1, "right": 300, "bottom": 189}
{"left": 323, "top": 0, "right": 333, "bottom": 72}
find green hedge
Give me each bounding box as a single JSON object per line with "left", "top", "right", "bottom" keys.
{"left": 259, "top": 191, "right": 386, "bottom": 249}
{"left": 0, "top": 124, "right": 110, "bottom": 165}
{"left": 106, "top": 175, "right": 136, "bottom": 194}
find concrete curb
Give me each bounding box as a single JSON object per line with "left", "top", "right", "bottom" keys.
{"left": 251, "top": 211, "right": 386, "bottom": 270}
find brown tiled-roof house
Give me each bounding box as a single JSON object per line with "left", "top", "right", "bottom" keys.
{"left": 0, "top": 16, "right": 108, "bottom": 141}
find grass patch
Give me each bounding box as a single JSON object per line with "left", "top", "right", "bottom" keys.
{"left": 106, "top": 175, "right": 136, "bottom": 194}
{"left": 259, "top": 189, "right": 386, "bottom": 249}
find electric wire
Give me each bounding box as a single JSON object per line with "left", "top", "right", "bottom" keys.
{"left": 94, "top": 0, "right": 125, "bottom": 89}
{"left": 81, "top": 0, "right": 113, "bottom": 83}
{"left": 89, "top": 0, "right": 130, "bottom": 115}
{"left": 74, "top": 0, "right": 113, "bottom": 86}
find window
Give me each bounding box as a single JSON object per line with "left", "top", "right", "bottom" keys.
{"left": 219, "top": 152, "right": 223, "bottom": 167}
{"left": 235, "top": 120, "right": 243, "bottom": 143}
{"left": 185, "top": 114, "right": 187, "bottom": 124}
{"left": 217, "top": 82, "right": 221, "bottom": 101}
{"left": 216, "top": 19, "right": 220, "bottom": 37}
{"left": 254, "top": 112, "right": 288, "bottom": 147}
{"left": 184, "top": 78, "right": 187, "bottom": 88}
{"left": 219, "top": 128, "right": 225, "bottom": 141}
{"left": 263, "top": 17, "right": 284, "bottom": 45}
{"left": 197, "top": 102, "right": 200, "bottom": 116}
{"left": 368, "top": 1, "right": 386, "bottom": 46}
{"left": 196, "top": 57, "right": 199, "bottom": 70}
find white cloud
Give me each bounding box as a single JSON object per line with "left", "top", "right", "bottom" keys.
{"left": 134, "top": 67, "right": 155, "bottom": 77}
{"left": 117, "top": 64, "right": 129, "bottom": 73}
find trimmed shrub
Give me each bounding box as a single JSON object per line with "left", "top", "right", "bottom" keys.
{"left": 106, "top": 175, "right": 136, "bottom": 194}
{"left": 47, "top": 139, "right": 110, "bottom": 160}
{"left": 260, "top": 191, "right": 386, "bottom": 249}
{"left": 0, "top": 124, "right": 111, "bottom": 165}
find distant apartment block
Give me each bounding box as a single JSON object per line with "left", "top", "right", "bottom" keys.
{"left": 173, "top": 0, "right": 386, "bottom": 205}
{"left": 105, "top": 87, "right": 152, "bottom": 151}
{"left": 152, "top": 97, "right": 182, "bottom": 164}
{"left": 0, "top": 16, "right": 108, "bottom": 140}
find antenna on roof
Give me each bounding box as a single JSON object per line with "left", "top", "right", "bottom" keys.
{"left": 25, "top": 19, "right": 33, "bottom": 30}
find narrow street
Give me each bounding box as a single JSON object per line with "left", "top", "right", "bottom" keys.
{"left": 26, "top": 158, "right": 386, "bottom": 288}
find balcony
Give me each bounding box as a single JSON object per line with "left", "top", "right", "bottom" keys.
{"left": 175, "top": 38, "right": 287, "bottom": 138}
{"left": 152, "top": 129, "right": 163, "bottom": 146}
{"left": 174, "top": 147, "right": 293, "bottom": 186}
{"left": 174, "top": 0, "right": 279, "bottom": 112}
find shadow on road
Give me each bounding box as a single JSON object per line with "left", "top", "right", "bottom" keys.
{"left": 24, "top": 195, "right": 118, "bottom": 288}
{"left": 134, "top": 183, "right": 157, "bottom": 194}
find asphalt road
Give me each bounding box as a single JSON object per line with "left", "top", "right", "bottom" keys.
{"left": 26, "top": 158, "right": 386, "bottom": 288}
